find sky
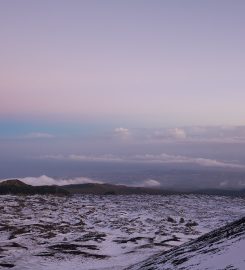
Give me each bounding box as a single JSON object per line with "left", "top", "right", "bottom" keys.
{"left": 0, "top": 1, "right": 245, "bottom": 188}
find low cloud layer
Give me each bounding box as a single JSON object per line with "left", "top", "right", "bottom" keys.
{"left": 42, "top": 154, "right": 123, "bottom": 163}
{"left": 142, "top": 179, "right": 161, "bottom": 187}
{"left": 167, "top": 128, "right": 187, "bottom": 140}
{"left": 24, "top": 132, "right": 55, "bottom": 139}
{"left": 40, "top": 153, "right": 245, "bottom": 169}
{"left": 18, "top": 175, "right": 103, "bottom": 186}
{"left": 115, "top": 126, "right": 245, "bottom": 143}
{"left": 114, "top": 127, "right": 130, "bottom": 139}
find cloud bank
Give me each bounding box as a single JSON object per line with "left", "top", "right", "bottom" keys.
{"left": 40, "top": 153, "right": 245, "bottom": 169}
{"left": 167, "top": 128, "right": 187, "bottom": 140}
{"left": 142, "top": 179, "right": 161, "bottom": 187}
{"left": 17, "top": 175, "right": 103, "bottom": 186}
{"left": 24, "top": 132, "right": 55, "bottom": 139}
{"left": 116, "top": 126, "right": 245, "bottom": 143}
{"left": 114, "top": 127, "right": 130, "bottom": 139}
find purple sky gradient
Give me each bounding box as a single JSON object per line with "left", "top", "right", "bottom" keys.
{"left": 1, "top": 1, "right": 245, "bottom": 183}
{"left": 0, "top": 0, "right": 245, "bottom": 126}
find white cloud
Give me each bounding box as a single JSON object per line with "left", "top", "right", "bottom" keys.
{"left": 114, "top": 127, "right": 129, "bottom": 134}
{"left": 147, "top": 128, "right": 187, "bottom": 142}
{"left": 143, "top": 179, "right": 161, "bottom": 187}
{"left": 68, "top": 154, "right": 123, "bottom": 162}
{"left": 137, "top": 126, "right": 245, "bottom": 144}
{"left": 167, "top": 128, "right": 187, "bottom": 140}
{"left": 41, "top": 154, "right": 123, "bottom": 162}
{"left": 24, "top": 132, "right": 55, "bottom": 139}
{"left": 219, "top": 180, "right": 228, "bottom": 187}
{"left": 40, "top": 154, "right": 65, "bottom": 160}
{"left": 39, "top": 152, "right": 245, "bottom": 169}
{"left": 114, "top": 127, "right": 130, "bottom": 138}
{"left": 133, "top": 153, "right": 245, "bottom": 169}
{"left": 193, "top": 158, "right": 238, "bottom": 168}
{"left": 18, "top": 175, "right": 103, "bottom": 186}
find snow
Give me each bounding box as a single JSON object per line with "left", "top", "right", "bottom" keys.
{"left": 189, "top": 239, "right": 245, "bottom": 270}
{"left": 127, "top": 217, "right": 245, "bottom": 270}
{"left": 0, "top": 194, "right": 244, "bottom": 269}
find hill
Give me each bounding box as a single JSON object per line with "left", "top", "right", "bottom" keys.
{"left": 0, "top": 180, "right": 177, "bottom": 195}
{"left": 62, "top": 182, "right": 177, "bottom": 195}
{"left": 0, "top": 179, "right": 69, "bottom": 195}
{"left": 1, "top": 179, "right": 245, "bottom": 197}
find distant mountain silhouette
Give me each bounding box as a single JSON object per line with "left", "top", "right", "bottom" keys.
{"left": 62, "top": 183, "right": 245, "bottom": 196}
{"left": 0, "top": 179, "right": 69, "bottom": 195}
{"left": 0, "top": 180, "right": 178, "bottom": 196}
{"left": 0, "top": 179, "right": 27, "bottom": 187}
{"left": 62, "top": 183, "right": 178, "bottom": 195}
{"left": 0, "top": 179, "right": 245, "bottom": 197}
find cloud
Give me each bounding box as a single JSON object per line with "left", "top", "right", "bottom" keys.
{"left": 133, "top": 153, "right": 245, "bottom": 169}
{"left": 17, "top": 175, "right": 103, "bottom": 186}
{"left": 143, "top": 179, "right": 161, "bottom": 187}
{"left": 149, "top": 128, "right": 187, "bottom": 141}
{"left": 193, "top": 158, "right": 239, "bottom": 168}
{"left": 39, "top": 153, "right": 245, "bottom": 169}
{"left": 218, "top": 179, "right": 245, "bottom": 189}
{"left": 114, "top": 127, "right": 130, "bottom": 139}
{"left": 219, "top": 180, "right": 228, "bottom": 187}
{"left": 68, "top": 154, "right": 123, "bottom": 162}
{"left": 41, "top": 154, "right": 123, "bottom": 162}
{"left": 24, "top": 132, "right": 55, "bottom": 139}
{"left": 167, "top": 128, "right": 187, "bottom": 140}
{"left": 40, "top": 154, "right": 65, "bottom": 160}
{"left": 130, "top": 126, "right": 245, "bottom": 144}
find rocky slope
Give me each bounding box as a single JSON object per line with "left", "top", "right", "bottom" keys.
{"left": 126, "top": 217, "right": 245, "bottom": 270}
{"left": 0, "top": 194, "right": 244, "bottom": 269}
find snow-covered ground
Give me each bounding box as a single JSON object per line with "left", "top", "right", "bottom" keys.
{"left": 0, "top": 195, "right": 244, "bottom": 269}
{"left": 126, "top": 217, "right": 245, "bottom": 270}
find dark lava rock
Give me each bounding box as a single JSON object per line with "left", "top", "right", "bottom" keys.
{"left": 167, "top": 217, "right": 176, "bottom": 223}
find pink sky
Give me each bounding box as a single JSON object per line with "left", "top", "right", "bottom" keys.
{"left": 0, "top": 1, "right": 245, "bottom": 126}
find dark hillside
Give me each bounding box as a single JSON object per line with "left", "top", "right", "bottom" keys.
{"left": 0, "top": 179, "right": 69, "bottom": 195}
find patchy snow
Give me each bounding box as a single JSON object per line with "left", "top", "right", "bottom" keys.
{"left": 127, "top": 217, "right": 245, "bottom": 270}
{"left": 0, "top": 195, "right": 244, "bottom": 269}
